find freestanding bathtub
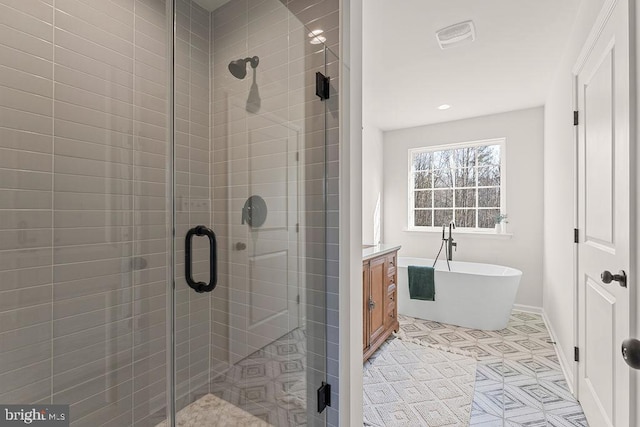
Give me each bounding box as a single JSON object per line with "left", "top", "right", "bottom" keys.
{"left": 397, "top": 257, "right": 522, "bottom": 330}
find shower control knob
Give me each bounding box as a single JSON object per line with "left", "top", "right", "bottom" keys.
{"left": 601, "top": 270, "right": 627, "bottom": 287}
{"left": 235, "top": 242, "right": 246, "bottom": 251}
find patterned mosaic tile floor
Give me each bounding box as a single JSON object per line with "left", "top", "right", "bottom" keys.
{"left": 363, "top": 337, "right": 477, "bottom": 426}
{"left": 156, "top": 393, "right": 269, "bottom": 427}
{"left": 398, "top": 311, "right": 589, "bottom": 426}
{"left": 209, "top": 328, "right": 307, "bottom": 426}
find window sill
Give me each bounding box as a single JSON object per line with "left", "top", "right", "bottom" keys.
{"left": 403, "top": 228, "right": 513, "bottom": 239}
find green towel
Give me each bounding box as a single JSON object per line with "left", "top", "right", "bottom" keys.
{"left": 408, "top": 265, "right": 435, "bottom": 301}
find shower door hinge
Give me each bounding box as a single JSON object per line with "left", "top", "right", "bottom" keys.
{"left": 296, "top": 294, "right": 300, "bottom": 304}
{"left": 316, "top": 72, "right": 330, "bottom": 101}
{"left": 573, "top": 110, "right": 579, "bottom": 126}
{"left": 296, "top": 223, "right": 299, "bottom": 233}
{"left": 317, "top": 381, "right": 331, "bottom": 413}
{"left": 574, "top": 228, "right": 579, "bottom": 243}
{"left": 295, "top": 151, "right": 299, "bottom": 161}
{"left": 574, "top": 346, "right": 580, "bottom": 362}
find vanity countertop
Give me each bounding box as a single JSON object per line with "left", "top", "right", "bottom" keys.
{"left": 362, "top": 244, "right": 402, "bottom": 261}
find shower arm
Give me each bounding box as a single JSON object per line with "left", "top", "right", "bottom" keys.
{"left": 244, "top": 56, "right": 259, "bottom": 69}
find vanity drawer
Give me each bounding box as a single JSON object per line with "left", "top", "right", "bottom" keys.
{"left": 387, "top": 253, "right": 397, "bottom": 275}
{"left": 385, "top": 289, "right": 396, "bottom": 305}
{"left": 385, "top": 302, "right": 396, "bottom": 328}
{"left": 386, "top": 273, "right": 396, "bottom": 293}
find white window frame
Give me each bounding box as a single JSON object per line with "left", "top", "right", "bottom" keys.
{"left": 407, "top": 137, "right": 507, "bottom": 232}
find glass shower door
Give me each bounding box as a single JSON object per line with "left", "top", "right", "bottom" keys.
{"left": 171, "top": 0, "right": 329, "bottom": 425}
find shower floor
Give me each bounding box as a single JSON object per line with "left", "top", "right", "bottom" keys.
{"left": 208, "top": 328, "right": 308, "bottom": 426}
{"left": 155, "top": 328, "right": 307, "bottom": 426}
{"left": 156, "top": 393, "right": 268, "bottom": 427}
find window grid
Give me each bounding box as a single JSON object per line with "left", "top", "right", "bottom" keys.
{"left": 410, "top": 143, "right": 502, "bottom": 229}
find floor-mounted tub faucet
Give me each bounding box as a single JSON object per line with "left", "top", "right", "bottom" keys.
{"left": 446, "top": 221, "right": 456, "bottom": 261}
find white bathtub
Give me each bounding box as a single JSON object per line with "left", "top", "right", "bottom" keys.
{"left": 397, "top": 257, "right": 522, "bottom": 330}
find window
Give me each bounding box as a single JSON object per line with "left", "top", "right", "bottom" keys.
{"left": 409, "top": 139, "right": 504, "bottom": 230}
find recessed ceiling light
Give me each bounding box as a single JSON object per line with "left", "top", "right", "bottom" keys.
{"left": 308, "top": 29, "right": 326, "bottom": 45}
{"left": 310, "top": 35, "right": 326, "bottom": 45}
{"left": 438, "top": 104, "right": 451, "bottom": 110}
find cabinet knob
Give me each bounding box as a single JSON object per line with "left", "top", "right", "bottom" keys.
{"left": 390, "top": 295, "right": 394, "bottom": 301}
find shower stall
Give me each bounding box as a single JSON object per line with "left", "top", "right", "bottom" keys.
{"left": 0, "top": 0, "right": 339, "bottom": 425}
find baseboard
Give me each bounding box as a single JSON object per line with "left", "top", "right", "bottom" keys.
{"left": 513, "top": 304, "right": 543, "bottom": 314}
{"left": 541, "top": 310, "right": 575, "bottom": 395}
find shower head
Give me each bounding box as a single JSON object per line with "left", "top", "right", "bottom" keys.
{"left": 228, "top": 56, "right": 259, "bottom": 80}
{"left": 228, "top": 59, "right": 248, "bottom": 79}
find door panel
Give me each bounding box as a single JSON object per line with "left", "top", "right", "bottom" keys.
{"left": 584, "top": 50, "right": 614, "bottom": 245}
{"left": 584, "top": 278, "right": 615, "bottom": 418}
{"left": 577, "top": 1, "right": 631, "bottom": 425}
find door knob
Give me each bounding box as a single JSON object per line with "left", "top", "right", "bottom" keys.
{"left": 621, "top": 338, "right": 640, "bottom": 369}
{"left": 368, "top": 298, "right": 375, "bottom": 310}
{"left": 601, "top": 270, "right": 627, "bottom": 287}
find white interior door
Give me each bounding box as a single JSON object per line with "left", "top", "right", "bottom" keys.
{"left": 227, "top": 97, "right": 301, "bottom": 364}
{"left": 576, "top": 1, "right": 632, "bottom": 426}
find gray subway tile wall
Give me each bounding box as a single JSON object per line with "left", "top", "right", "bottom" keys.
{"left": 0, "top": 0, "right": 54, "bottom": 408}
{"left": 0, "top": 0, "right": 171, "bottom": 425}
{"left": 54, "top": 0, "right": 169, "bottom": 424}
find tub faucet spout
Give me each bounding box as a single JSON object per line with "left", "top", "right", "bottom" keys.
{"left": 446, "top": 221, "right": 456, "bottom": 261}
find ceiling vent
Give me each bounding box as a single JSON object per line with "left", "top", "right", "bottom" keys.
{"left": 435, "top": 20, "right": 476, "bottom": 49}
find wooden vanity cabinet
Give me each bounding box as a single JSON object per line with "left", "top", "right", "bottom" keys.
{"left": 363, "top": 250, "right": 399, "bottom": 362}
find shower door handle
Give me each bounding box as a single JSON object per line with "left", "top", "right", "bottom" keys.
{"left": 185, "top": 225, "right": 217, "bottom": 293}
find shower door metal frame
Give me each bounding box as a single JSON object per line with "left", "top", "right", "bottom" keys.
{"left": 165, "top": 0, "right": 176, "bottom": 426}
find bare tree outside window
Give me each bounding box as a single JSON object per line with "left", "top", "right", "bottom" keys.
{"left": 409, "top": 140, "right": 504, "bottom": 229}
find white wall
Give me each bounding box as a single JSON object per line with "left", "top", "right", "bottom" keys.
{"left": 543, "top": 0, "right": 605, "bottom": 388}
{"left": 362, "top": 123, "right": 384, "bottom": 244}
{"left": 383, "top": 107, "right": 544, "bottom": 307}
